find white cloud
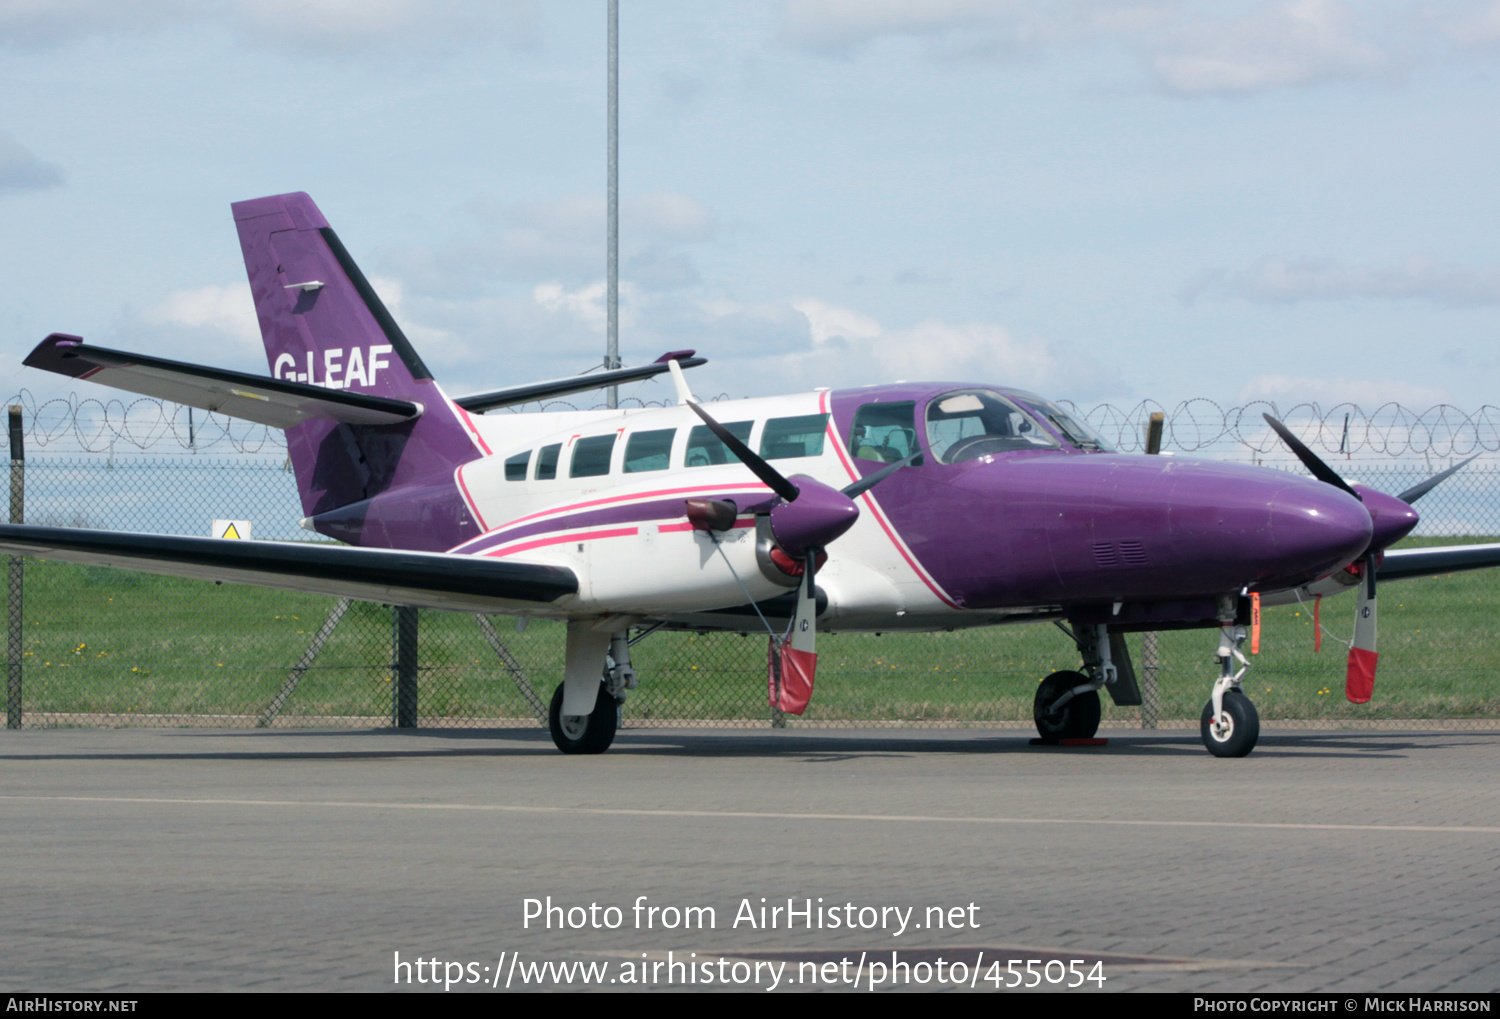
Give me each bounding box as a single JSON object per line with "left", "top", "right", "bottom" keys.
{"left": 791, "top": 297, "right": 881, "bottom": 344}
{"left": 701, "top": 297, "right": 1118, "bottom": 399}
{"left": 1239, "top": 374, "right": 1452, "bottom": 408}
{"left": 779, "top": 0, "right": 1009, "bottom": 51}
{"left": 533, "top": 280, "right": 639, "bottom": 334}
{"left": 136, "top": 275, "right": 456, "bottom": 368}
{"left": 0, "top": 129, "right": 63, "bottom": 192}
{"left": 0, "top": 0, "right": 536, "bottom": 54}
{"left": 1183, "top": 256, "right": 1500, "bottom": 307}
{"left": 1150, "top": 0, "right": 1393, "bottom": 94}
{"left": 391, "top": 192, "right": 717, "bottom": 297}
{"left": 491, "top": 193, "right": 717, "bottom": 245}
{"left": 778, "top": 0, "right": 1411, "bottom": 94}
{"left": 1441, "top": 1, "right": 1500, "bottom": 48}
{"left": 626, "top": 194, "right": 718, "bottom": 243}
{"left": 0, "top": 0, "right": 192, "bottom": 48}
{"left": 145, "top": 283, "right": 260, "bottom": 349}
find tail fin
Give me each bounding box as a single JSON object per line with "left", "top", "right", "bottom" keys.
{"left": 233, "top": 192, "right": 484, "bottom": 550}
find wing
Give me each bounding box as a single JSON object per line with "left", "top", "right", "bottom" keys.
{"left": 24, "top": 334, "right": 420, "bottom": 428}
{"left": 452, "top": 350, "right": 707, "bottom": 413}
{"left": 1377, "top": 543, "right": 1500, "bottom": 582}
{"left": 0, "top": 524, "right": 577, "bottom": 615}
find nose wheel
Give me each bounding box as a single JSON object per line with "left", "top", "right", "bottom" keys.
{"left": 1200, "top": 615, "right": 1259, "bottom": 757}
{"left": 1200, "top": 689, "right": 1259, "bottom": 758}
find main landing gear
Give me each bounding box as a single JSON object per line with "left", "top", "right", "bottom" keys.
{"left": 1033, "top": 670, "right": 1100, "bottom": 740}
{"left": 1033, "top": 622, "right": 1132, "bottom": 742}
{"left": 548, "top": 629, "right": 637, "bottom": 755}
{"left": 548, "top": 683, "right": 618, "bottom": 754}
{"left": 1036, "top": 611, "right": 1261, "bottom": 758}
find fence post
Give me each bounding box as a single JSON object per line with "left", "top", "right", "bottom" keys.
{"left": 1140, "top": 411, "right": 1164, "bottom": 729}
{"left": 392, "top": 606, "right": 419, "bottom": 728}
{"left": 6, "top": 406, "right": 22, "bottom": 730}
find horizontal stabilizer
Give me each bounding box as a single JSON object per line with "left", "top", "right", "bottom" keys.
{"left": 1377, "top": 543, "right": 1500, "bottom": 581}
{"left": 453, "top": 351, "right": 706, "bottom": 413}
{"left": 0, "top": 524, "right": 576, "bottom": 614}
{"left": 24, "top": 334, "right": 421, "bottom": 429}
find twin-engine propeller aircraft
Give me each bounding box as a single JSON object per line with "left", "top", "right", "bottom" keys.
{"left": 7, "top": 192, "right": 1500, "bottom": 757}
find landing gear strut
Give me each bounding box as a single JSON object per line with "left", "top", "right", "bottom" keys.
{"left": 1200, "top": 603, "right": 1260, "bottom": 757}
{"left": 1033, "top": 622, "right": 1120, "bottom": 741}
{"left": 549, "top": 626, "right": 637, "bottom": 755}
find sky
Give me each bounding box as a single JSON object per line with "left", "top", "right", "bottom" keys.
{"left": 3, "top": 0, "right": 1500, "bottom": 419}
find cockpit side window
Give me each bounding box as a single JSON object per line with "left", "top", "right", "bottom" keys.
{"left": 849, "top": 402, "right": 922, "bottom": 465}
{"left": 924, "top": 390, "right": 1059, "bottom": 464}
{"left": 1017, "top": 397, "right": 1116, "bottom": 452}
{"left": 760, "top": 414, "right": 828, "bottom": 460}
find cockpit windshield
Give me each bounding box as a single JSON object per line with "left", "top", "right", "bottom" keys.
{"left": 1016, "top": 397, "right": 1116, "bottom": 452}
{"left": 924, "top": 390, "right": 1060, "bottom": 464}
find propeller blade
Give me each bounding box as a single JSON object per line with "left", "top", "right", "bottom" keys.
{"left": 841, "top": 451, "right": 920, "bottom": 499}
{"left": 1346, "top": 552, "right": 1378, "bottom": 703}
{"left": 1263, "top": 414, "right": 1362, "bottom": 501}
{"left": 1397, "top": 455, "right": 1479, "bottom": 505}
{"left": 686, "top": 400, "right": 800, "bottom": 502}
{"left": 768, "top": 548, "right": 819, "bottom": 715}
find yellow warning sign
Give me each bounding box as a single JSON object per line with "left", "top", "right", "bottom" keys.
{"left": 212, "top": 519, "right": 252, "bottom": 540}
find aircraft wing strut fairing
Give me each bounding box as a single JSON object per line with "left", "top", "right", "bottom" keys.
{"left": 12, "top": 190, "right": 1498, "bottom": 758}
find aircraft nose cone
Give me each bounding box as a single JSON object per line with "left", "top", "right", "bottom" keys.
{"left": 1262, "top": 480, "right": 1373, "bottom": 586}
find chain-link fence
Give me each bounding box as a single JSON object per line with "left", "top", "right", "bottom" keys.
{"left": 6, "top": 400, "right": 1500, "bottom": 732}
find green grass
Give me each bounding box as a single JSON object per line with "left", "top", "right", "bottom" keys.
{"left": 12, "top": 534, "right": 1500, "bottom": 726}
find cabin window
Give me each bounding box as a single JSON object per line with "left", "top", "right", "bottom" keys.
{"left": 535, "top": 443, "right": 561, "bottom": 480}
{"left": 504, "top": 450, "right": 530, "bottom": 481}
{"left": 684, "top": 421, "right": 753, "bottom": 467}
{"left": 760, "top": 414, "right": 828, "bottom": 460}
{"left": 925, "top": 390, "right": 1058, "bottom": 464}
{"left": 624, "top": 429, "right": 674, "bottom": 473}
{"left": 849, "top": 402, "right": 921, "bottom": 464}
{"left": 570, "top": 434, "right": 617, "bottom": 478}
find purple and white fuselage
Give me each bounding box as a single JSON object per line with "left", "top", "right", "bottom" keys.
{"left": 13, "top": 191, "right": 1497, "bottom": 758}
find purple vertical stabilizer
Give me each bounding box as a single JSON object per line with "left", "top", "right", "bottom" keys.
{"left": 232, "top": 192, "right": 485, "bottom": 551}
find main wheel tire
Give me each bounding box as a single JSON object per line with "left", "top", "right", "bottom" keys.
{"left": 1200, "top": 690, "right": 1260, "bottom": 758}
{"left": 1033, "top": 670, "right": 1101, "bottom": 740}
{"left": 549, "top": 683, "right": 619, "bottom": 755}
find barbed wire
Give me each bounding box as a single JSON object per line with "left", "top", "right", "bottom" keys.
{"left": 1060, "top": 399, "right": 1500, "bottom": 459}
{"left": 8, "top": 388, "right": 1499, "bottom": 460}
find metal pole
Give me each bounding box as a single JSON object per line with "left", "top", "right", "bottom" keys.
{"left": 606, "top": 0, "right": 620, "bottom": 409}
{"left": 474, "top": 614, "right": 547, "bottom": 721}
{"left": 7, "top": 406, "right": 24, "bottom": 729}
{"left": 259, "top": 598, "right": 352, "bottom": 727}
{"left": 1141, "top": 411, "right": 1164, "bottom": 728}
{"left": 393, "top": 606, "right": 419, "bottom": 728}
{"left": 1140, "top": 632, "right": 1159, "bottom": 729}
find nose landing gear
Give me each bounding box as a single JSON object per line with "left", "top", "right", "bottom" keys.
{"left": 1201, "top": 618, "right": 1260, "bottom": 758}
